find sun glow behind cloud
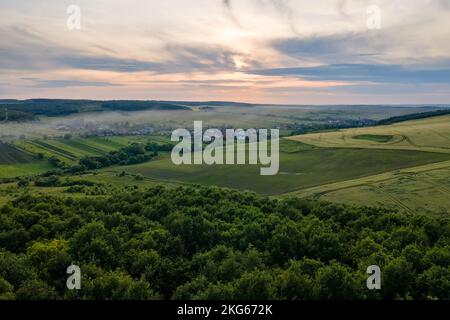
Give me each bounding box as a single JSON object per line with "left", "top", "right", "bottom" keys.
{"left": 1, "top": 0, "right": 450, "bottom": 103}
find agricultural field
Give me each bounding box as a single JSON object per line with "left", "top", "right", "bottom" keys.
{"left": 0, "top": 142, "right": 33, "bottom": 164}
{"left": 0, "top": 142, "right": 53, "bottom": 178}
{"left": 0, "top": 162, "right": 53, "bottom": 179}
{"left": 288, "top": 114, "right": 450, "bottom": 154}
{"left": 110, "top": 143, "right": 450, "bottom": 195}
{"left": 318, "top": 168, "right": 450, "bottom": 216}
{"left": 283, "top": 160, "right": 450, "bottom": 216}
{"left": 284, "top": 115, "right": 450, "bottom": 215}
{"left": 12, "top": 136, "right": 165, "bottom": 162}
{"left": 92, "top": 114, "right": 450, "bottom": 213}
{"left": 0, "top": 107, "right": 449, "bottom": 215}
{"left": 0, "top": 135, "right": 170, "bottom": 178}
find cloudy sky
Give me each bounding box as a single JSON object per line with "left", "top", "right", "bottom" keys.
{"left": 1, "top": 0, "right": 450, "bottom": 104}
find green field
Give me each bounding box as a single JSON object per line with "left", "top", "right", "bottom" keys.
{"left": 0, "top": 110, "right": 449, "bottom": 215}
{"left": 0, "top": 142, "right": 53, "bottom": 178}
{"left": 320, "top": 168, "right": 450, "bottom": 215}
{"left": 13, "top": 137, "right": 133, "bottom": 161}
{"left": 352, "top": 134, "right": 394, "bottom": 143}
{"left": 0, "top": 161, "right": 53, "bottom": 178}
{"left": 287, "top": 160, "right": 450, "bottom": 216}
{"left": 0, "top": 142, "right": 33, "bottom": 164}
{"left": 98, "top": 114, "right": 450, "bottom": 212}
{"left": 0, "top": 135, "right": 171, "bottom": 178}
{"left": 12, "top": 136, "right": 168, "bottom": 162}
{"left": 109, "top": 145, "right": 449, "bottom": 195}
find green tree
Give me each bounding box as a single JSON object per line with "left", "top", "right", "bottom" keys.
{"left": 314, "top": 262, "right": 365, "bottom": 299}
{"left": 83, "top": 270, "right": 159, "bottom": 300}
{"left": 26, "top": 239, "right": 72, "bottom": 291}
{"left": 0, "top": 276, "right": 15, "bottom": 300}
{"left": 417, "top": 266, "right": 450, "bottom": 300}
{"left": 15, "top": 279, "right": 58, "bottom": 300}
{"left": 383, "top": 257, "right": 414, "bottom": 299}
{"left": 234, "top": 271, "right": 277, "bottom": 300}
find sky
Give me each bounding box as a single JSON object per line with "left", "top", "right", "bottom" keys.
{"left": 1, "top": 0, "right": 450, "bottom": 104}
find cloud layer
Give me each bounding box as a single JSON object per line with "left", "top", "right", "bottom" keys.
{"left": 1, "top": 0, "right": 450, "bottom": 103}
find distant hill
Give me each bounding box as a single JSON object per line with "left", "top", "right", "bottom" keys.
{"left": 1, "top": 99, "right": 448, "bottom": 123}
{"left": 0, "top": 99, "right": 262, "bottom": 122}
{"left": 0, "top": 99, "right": 192, "bottom": 121}
{"left": 162, "top": 101, "right": 255, "bottom": 107}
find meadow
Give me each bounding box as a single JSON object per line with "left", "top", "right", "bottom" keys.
{"left": 111, "top": 144, "right": 449, "bottom": 195}
{"left": 0, "top": 162, "right": 53, "bottom": 179}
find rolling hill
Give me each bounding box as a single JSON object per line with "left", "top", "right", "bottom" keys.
{"left": 287, "top": 114, "right": 450, "bottom": 154}
{"left": 284, "top": 114, "right": 450, "bottom": 215}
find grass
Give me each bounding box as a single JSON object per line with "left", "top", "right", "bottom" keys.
{"left": 317, "top": 165, "right": 450, "bottom": 216}
{"left": 106, "top": 142, "right": 450, "bottom": 195}
{"left": 73, "top": 171, "right": 179, "bottom": 188}
{"left": 0, "top": 142, "right": 33, "bottom": 164}
{"left": 30, "top": 140, "right": 78, "bottom": 160}
{"left": 320, "top": 172, "right": 450, "bottom": 216}
{"left": 0, "top": 161, "right": 54, "bottom": 178}
{"left": 352, "top": 134, "right": 393, "bottom": 143}
{"left": 12, "top": 136, "right": 169, "bottom": 163}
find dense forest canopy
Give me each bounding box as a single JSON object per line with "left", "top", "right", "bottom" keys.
{"left": 0, "top": 186, "right": 448, "bottom": 300}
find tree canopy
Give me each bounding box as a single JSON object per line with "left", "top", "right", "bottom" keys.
{"left": 0, "top": 186, "right": 448, "bottom": 300}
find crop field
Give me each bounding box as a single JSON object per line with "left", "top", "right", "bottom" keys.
{"left": 284, "top": 114, "right": 450, "bottom": 215}
{"left": 0, "top": 142, "right": 53, "bottom": 178}
{"left": 110, "top": 142, "right": 450, "bottom": 195}
{"left": 0, "top": 161, "right": 53, "bottom": 178}
{"left": 0, "top": 135, "right": 172, "bottom": 178}
{"left": 284, "top": 160, "right": 450, "bottom": 216}
{"left": 13, "top": 137, "right": 126, "bottom": 160}
{"left": 11, "top": 136, "right": 166, "bottom": 163}
{"left": 0, "top": 142, "right": 33, "bottom": 164}
{"left": 288, "top": 114, "right": 450, "bottom": 154}
{"left": 320, "top": 168, "right": 450, "bottom": 216}
{"left": 352, "top": 134, "right": 394, "bottom": 143}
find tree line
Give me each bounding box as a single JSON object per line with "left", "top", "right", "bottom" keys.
{"left": 0, "top": 99, "right": 191, "bottom": 121}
